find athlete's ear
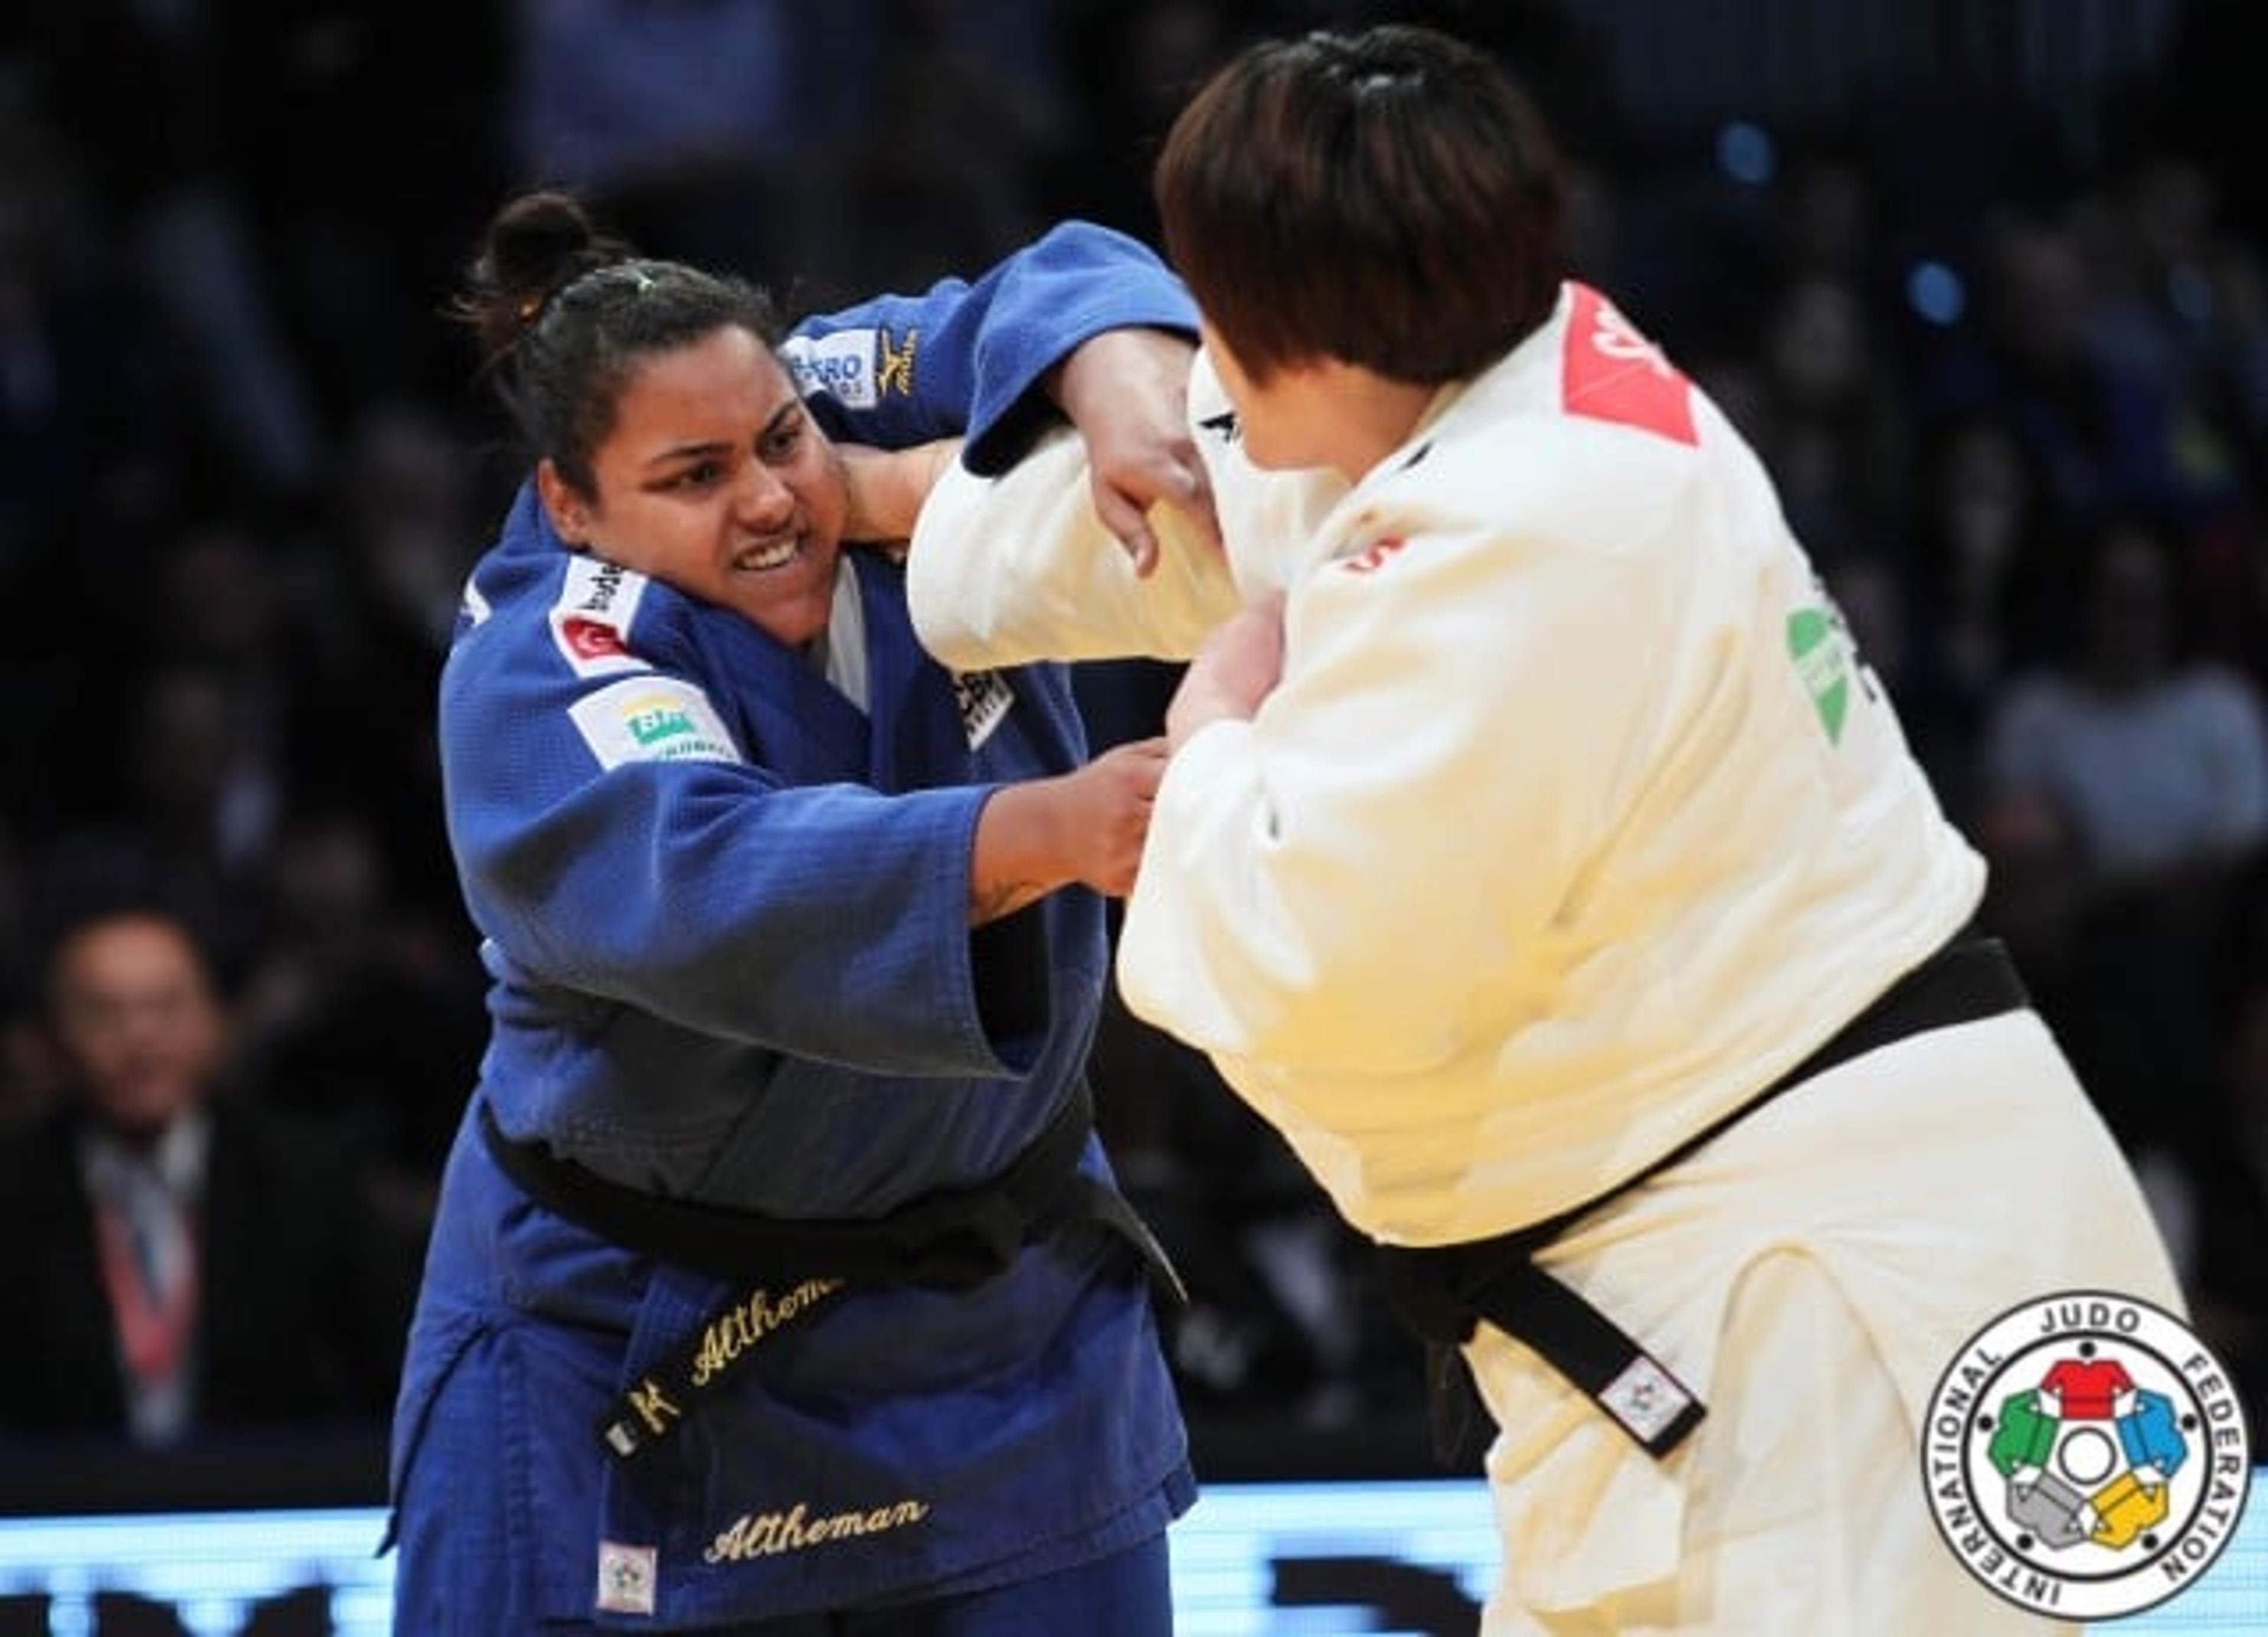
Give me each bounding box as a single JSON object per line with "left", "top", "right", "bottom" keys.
{"left": 536, "top": 458, "right": 590, "bottom": 548}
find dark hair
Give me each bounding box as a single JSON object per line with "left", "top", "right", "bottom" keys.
{"left": 453, "top": 190, "right": 784, "bottom": 497}
{"left": 1153, "top": 24, "right": 1568, "bottom": 387}
{"left": 32, "top": 875, "right": 227, "bottom": 1010}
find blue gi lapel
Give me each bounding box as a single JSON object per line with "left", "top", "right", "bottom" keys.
{"left": 672, "top": 555, "right": 971, "bottom": 795}
{"left": 852, "top": 552, "right": 975, "bottom": 794}
{"left": 696, "top": 614, "right": 869, "bottom": 788}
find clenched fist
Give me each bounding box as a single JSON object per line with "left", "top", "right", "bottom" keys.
{"left": 1054, "top": 736, "right": 1169, "bottom": 897}
{"left": 967, "top": 737, "right": 1169, "bottom": 921}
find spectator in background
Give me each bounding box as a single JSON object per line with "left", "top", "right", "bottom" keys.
{"left": 1976, "top": 513, "right": 2268, "bottom": 1253}
{"left": 2185, "top": 849, "right": 2268, "bottom": 1436}
{"left": 44, "top": 660, "right": 283, "bottom": 982}
{"left": 2083, "top": 141, "right": 2268, "bottom": 679}
{"left": 7, "top": 4, "right": 326, "bottom": 503}
{"left": 499, "top": 0, "right": 884, "bottom": 287}
{"left": 326, "top": 399, "right": 491, "bottom": 655}
{"left": 1916, "top": 202, "right": 2246, "bottom": 547}
{"left": 229, "top": 805, "right": 486, "bottom": 1241}
{"left": 215, "top": 0, "right": 510, "bottom": 423}
{"left": 0, "top": 61, "right": 190, "bottom": 861}
{"left": 1043, "top": 1, "right": 1277, "bottom": 246}
{"left": 1749, "top": 269, "right": 1910, "bottom": 570}
{"left": 0, "top": 818, "right": 51, "bottom": 1126}
{"left": 295, "top": 399, "right": 490, "bottom": 925}
{"left": 0, "top": 897, "right": 416, "bottom": 1446}
{"left": 35, "top": 497, "right": 478, "bottom": 990}
{"left": 1891, "top": 410, "right": 2064, "bottom": 823}
{"left": 2085, "top": 144, "right": 2268, "bottom": 507}
{"left": 0, "top": 60, "right": 183, "bottom": 583}
{"left": 780, "top": 3, "right": 1068, "bottom": 316}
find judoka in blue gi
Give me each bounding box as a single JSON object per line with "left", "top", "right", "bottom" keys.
{"left": 385, "top": 190, "right": 1213, "bottom": 1634}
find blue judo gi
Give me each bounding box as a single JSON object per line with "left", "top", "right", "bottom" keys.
{"left": 387, "top": 224, "right": 1200, "bottom": 1632}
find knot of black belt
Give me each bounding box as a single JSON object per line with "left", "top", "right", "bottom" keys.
{"left": 1376, "top": 934, "right": 2028, "bottom": 1467}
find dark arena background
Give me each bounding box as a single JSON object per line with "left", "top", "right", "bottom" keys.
{"left": 2, "top": 0, "right": 2264, "bottom": 1630}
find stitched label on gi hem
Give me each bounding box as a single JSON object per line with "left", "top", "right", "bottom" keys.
{"left": 596, "top": 1540, "right": 658, "bottom": 1615}
{"left": 1599, "top": 1354, "right": 1694, "bottom": 1446}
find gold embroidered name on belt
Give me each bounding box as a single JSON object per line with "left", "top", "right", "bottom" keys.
{"left": 599, "top": 1279, "right": 843, "bottom": 1463}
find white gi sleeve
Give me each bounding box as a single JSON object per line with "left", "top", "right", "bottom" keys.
{"left": 906, "top": 426, "right": 1239, "bottom": 667}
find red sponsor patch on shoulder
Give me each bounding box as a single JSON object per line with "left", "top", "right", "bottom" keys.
{"left": 1559, "top": 284, "right": 1696, "bottom": 446}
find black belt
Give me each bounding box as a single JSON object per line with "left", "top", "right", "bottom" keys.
{"left": 1376, "top": 934, "right": 2029, "bottom": 1465}
{"left": 480, "top": 1083, "right": 1185, "bottom": 1469}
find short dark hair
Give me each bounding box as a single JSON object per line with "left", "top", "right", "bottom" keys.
{"left": 1153, "top": 24, "right": 1568, "bottom": 387}
{"left": 453, "top": 190, "right": 784, "bottom": 497}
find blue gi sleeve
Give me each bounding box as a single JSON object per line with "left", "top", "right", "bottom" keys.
{"left": 440, "top": 493, "right": 1034, "bottom": 1078}
{"left": 470, "top": 753, "right": 1016, "bottom": 1077}
{"left": 780, "top": 220, "right": 1198, "bottom": 474}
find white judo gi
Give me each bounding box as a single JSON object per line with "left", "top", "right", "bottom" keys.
{"left": 907, "top": 281, "right": 2186, "bottom": 1633}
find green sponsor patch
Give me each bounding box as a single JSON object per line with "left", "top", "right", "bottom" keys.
{"left": 1787, "top": 606, "right": 1849, "bottom": 743}
{"left": 628, "top": 705, "right": 699, "bottom": 746}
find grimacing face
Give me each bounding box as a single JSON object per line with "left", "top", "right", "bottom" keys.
{"left": 540, "top": 326, "right": 851, "bottom": 648}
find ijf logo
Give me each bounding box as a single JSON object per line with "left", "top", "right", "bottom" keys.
{"left": 1921, "top": 1290, "right": 2251, "bottom": 1621}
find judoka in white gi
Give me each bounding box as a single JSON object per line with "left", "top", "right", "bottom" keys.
{"left": 888, "top": 25, "right": 2189, "bottom": 1635}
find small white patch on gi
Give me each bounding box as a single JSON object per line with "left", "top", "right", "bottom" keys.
{"left": 595, "top": 1540, "right": 657, "bottom": 1615}
{"left": 549, "top": 556, "right": 650, "bottom": 677}
{"left": 780, "top": 328, "right": 878, "bottom": 409}
{"left": 570, "top": 675, "right": 742, "bottom": 770}
{"left": 952, "top": 669, "right": 1012, "bottom": 749}
{"left": 1599, "top": 1355, "right": 1692, "bottom": 1445}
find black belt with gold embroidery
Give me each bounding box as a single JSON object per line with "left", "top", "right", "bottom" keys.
{"left": 480, "top": 1082, "right": 1184, "bottom": 1470}
{"left": 1376, "top": 934, "right": 2029, "bottom": 1466}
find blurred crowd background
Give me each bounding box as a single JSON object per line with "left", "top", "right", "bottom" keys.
{"left": 1, "top": 0, "right": 2264, "bottom": 1475}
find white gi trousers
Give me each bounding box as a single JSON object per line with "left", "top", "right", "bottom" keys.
{"left": 1465, "top": 1012, "right": 2183, "bottom": 1635}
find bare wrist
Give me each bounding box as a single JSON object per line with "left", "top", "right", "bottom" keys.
{"left": 969, "top": 782, "right": 1068, "bottom": 924}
